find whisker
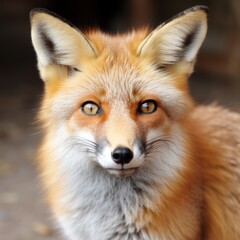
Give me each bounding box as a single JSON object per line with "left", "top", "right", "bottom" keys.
{"left": 62, "top": 136, "right": 98, "bottom": 156}
{"left": 145, "top": 136, "right": 184, "bottom": 159}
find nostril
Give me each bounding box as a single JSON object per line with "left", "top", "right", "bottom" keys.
{"left": 111, "top": 147, "right": 133, "bottom": 164}
{"left": 112, "top": 151, "right": 121, "bottom": 160}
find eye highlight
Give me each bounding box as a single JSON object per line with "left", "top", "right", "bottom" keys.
{"left": 81, "top": 101, "right": 101, "bottom": 116}
{"left": 138, "top": 100, "right": 157, "bottom": 114}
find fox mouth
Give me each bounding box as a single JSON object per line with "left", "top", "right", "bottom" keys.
{"left": 106, "top": 167, "right": 138, "bottom": 178}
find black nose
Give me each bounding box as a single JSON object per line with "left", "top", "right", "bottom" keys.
{"left": 111, "top": 147, "right": 133, "bottom": 165}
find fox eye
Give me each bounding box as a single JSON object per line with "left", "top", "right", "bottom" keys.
{"left": 81, "top": 101, "right": 101, "bottom": 116}
{"left": 138, "top": 100, "right": 157, "bottom": 114}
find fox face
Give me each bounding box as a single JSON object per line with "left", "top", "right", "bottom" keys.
{"left": 30, "top": 6, "right": 213, "bottom": 240}
{"left": 30, "top": 7, "right": 240, "bottom": 240}
{"left": 31, "top": 7, "right": 208, "bottom": 179}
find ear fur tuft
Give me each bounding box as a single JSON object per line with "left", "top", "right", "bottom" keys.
{"left": 138, "top": 6, "right": 208, "bottom": 68}
{"left": 30, "top": 9, "right": 97, "bottom": 81}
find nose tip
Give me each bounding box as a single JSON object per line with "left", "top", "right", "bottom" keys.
{"left": 111, "top": 147, "right": 133, "bottom": 165}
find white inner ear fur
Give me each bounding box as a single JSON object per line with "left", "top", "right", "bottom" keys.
{"left": 138, "top": 10, "right": 208, "bottom": 64}
{"left": 31, "top": 11, "right": 97, "bottom": 70}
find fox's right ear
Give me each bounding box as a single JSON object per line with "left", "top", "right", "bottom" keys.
{"left": 137, "top": 6, "right": 208, "bottom": 75}
{"left": 30, "top": 9, "right": 97, "bottom": 81}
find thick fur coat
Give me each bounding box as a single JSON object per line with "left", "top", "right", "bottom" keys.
{"left": 31, "top": 6, "right": 240, "bottom": 240}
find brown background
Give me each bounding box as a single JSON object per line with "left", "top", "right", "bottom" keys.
{"left": 0, "top": 0, "right": 239, "bottom": 239}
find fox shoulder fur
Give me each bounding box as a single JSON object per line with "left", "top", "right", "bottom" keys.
{"left": 31, "top": 6, "right": 240, "bottom": 240}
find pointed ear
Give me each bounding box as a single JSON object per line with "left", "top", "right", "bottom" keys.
{"left": 137, "top": 6, "right": 208, "bottom": 72}
{"left": 30, "top": 9, "right": 97, "bottom": 81}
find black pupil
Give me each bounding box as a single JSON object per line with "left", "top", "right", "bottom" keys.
{"left": 88, "top": 103, "right": 98, "bottom": 113}
{"left": 89, "top": 104, "right": 94, "bottom": 112}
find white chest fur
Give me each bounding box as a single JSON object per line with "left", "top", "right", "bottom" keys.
{"left": 56, "top": 172, "right": 163, "bottom": 240}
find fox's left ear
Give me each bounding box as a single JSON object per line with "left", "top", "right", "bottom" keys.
{"left": 138, "top": 6, "right": 208, "bottom": 72}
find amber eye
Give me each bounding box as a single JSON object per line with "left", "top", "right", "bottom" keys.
{"left": 138, "top": 100, "right": 157, "bottom": 114}
{"left": 81, "top": 101, "right": 101, "bottom": 116}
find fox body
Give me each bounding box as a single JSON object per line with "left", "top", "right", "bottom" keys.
{"left": 31, "top": 6, "right": 240, "bottom": 240}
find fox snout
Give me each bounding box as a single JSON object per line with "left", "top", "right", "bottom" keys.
{"left": 96, "top": 139, "right": 146, "bottom": 177}
{"left": 93, "top": 112, "right": 146, "bottom": 177}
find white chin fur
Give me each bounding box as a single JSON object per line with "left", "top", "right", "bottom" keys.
{"left": 107, "top": 168, "right": 138, "bottom": 178}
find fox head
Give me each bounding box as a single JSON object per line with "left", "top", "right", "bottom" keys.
{"left": 31, "top": 6, "right": 208, "bottom": 178}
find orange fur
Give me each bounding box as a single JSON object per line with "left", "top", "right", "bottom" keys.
{"left": 31, "top": 6, "right": 240, "bottom": 240}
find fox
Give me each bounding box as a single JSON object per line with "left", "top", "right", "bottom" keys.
{"left": 30, "top": 5, "right": 240, "bottom": 240}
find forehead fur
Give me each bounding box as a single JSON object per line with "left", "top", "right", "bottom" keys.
{"left": 95, "top": 32, "right": 191, "bottom": 104}
{"left": 43, "top": 30, "right": 194, "bottom": 123}
{"left": 87, "top": 29, "right": 149, "bottom": 54}
{"left": 72, "top": 30, "right": 185, "bottom": 96}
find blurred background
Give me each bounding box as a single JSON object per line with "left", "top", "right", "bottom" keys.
{"left": 0, "top": 0, "right": 239, "bottom": 239}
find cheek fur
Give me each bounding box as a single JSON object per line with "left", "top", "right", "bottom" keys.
{"left": 68, "top": 109, "right": 101, "bottom": 134}
{"left": 139, "top": 108, "right": 165, "bottom": 127}
{"left": 136, "top": 107, "right": 170, "bottom": 138}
